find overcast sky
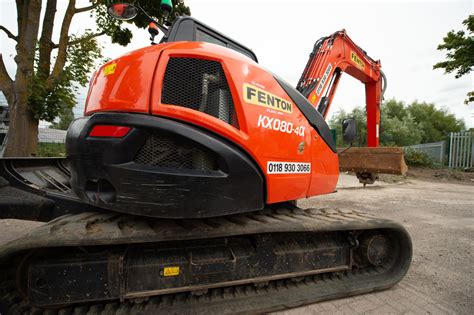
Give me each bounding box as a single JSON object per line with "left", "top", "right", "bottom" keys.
{"left": 0, "top": 0, "right": 473, "bottom": 127}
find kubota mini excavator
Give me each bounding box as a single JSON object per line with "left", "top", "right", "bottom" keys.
{"left": 0, "top": 2, "right": 411, "bottom": 314}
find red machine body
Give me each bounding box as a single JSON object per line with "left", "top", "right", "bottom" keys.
{"left": 84, "top": 42, "right": 338, "bottom": 204}
{"left": 67, "top": 18, "right": 384, "bottom": 218}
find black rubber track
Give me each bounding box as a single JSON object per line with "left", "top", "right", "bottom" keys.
{"left": 0, "top": 206, "right": 412, "bottom": 314}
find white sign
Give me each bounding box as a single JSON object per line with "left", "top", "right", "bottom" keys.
{"left": 316, "top": 63, "right": 333, "bottom": 96}
{"left": 267, "top": 161, "right": 311, "bottom": 174}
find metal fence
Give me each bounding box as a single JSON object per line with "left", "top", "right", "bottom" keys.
{"left": 448, "top": 131, "right": 473, "bottom": 169}
{"left": 406, "top": 141, "right": 446, "bottom": 165}
{"left": 0, "top": 105, "right": 8, "bottom": 157}
{"left": 38, "top": 127, "right": 67, "bottom": 144}
{"left": 0, "top": 127, "right": 66, "bottom": 157}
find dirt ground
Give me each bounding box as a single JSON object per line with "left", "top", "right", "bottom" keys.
{"left": 292, "top": 175, "right": 474, "bottom": 314}
{"left": 0, "top": 174, "right": 473, "bottom": 314}
{"left": 380, "top": 166, "right": 474, "bottom": 185}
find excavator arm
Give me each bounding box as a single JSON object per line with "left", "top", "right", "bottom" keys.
{"left": 297, "top": 30, "right": 406, "bottom": 183}
{"left": 297, "top": 30, "right": 385, "bottom": 147}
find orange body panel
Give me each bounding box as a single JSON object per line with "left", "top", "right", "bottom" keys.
{"left": 86, "top": 43, "right": 174, "bottom": 114}
{"left": 85, "top": 42, "right": 339, "bottom": 205}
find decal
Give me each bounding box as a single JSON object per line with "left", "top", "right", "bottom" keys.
{"left": 104, "top": 63, "right": 117, "bottom": 76}
{"left": 257, "top": 115, "right": 305, "bottom": 137}
{"left": 163, "top": 266, "right": 180, "bottom": 277}
{"left": 315, "top": 63, "right": 332, "bottom": 96}
{"left": 244, "top": 83, "right": 293, "bottom": 113}
{"left": 297, "top": 141, "right": 306, "bottom": 154}
{"left": 267, "top": 161, "right": 311, "bottom": 174}
{"left": 350, "top": 51, "right": 365, "bottom": 70}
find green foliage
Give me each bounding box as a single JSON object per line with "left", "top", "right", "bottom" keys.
{"left": 37, "top": 143, "right": 66, "bottom": 157}
{"left": 94, "top": 3, "right": 134, "bottom": 46}
{"left": 329, "top": 108, "right": 367, "bottom": 147}
{"left": 29, "top": 1, "right": 191, "bottom": 126}
{"left": 433, "top": 15, "right": 474, "bottom": 104}
{"left": 407, "top": 101, "right": 465, "bottom": 143}
{"left": 51, "top": 107, "right": 74, "bottom": 130}
{"left": 403, "top": 148, "right": 434, "bottom": 167}
{"left": 377, "top": 99, "right": 422, "bottom": 146}
{"left": 329, "top": 98, "right": 465, "bottom": 147}
{"left": 29, "top": 35, "right": 106, "bottom": 123}
{"left": 129, "top": 0, "right": 191, "bottom": 28}
{"left": 97, "top": 0, "right": 191, "bottom": 45}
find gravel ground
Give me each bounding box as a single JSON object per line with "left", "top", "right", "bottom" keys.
{"left": 290, "top": 176, "right": 474, "bottom": 314}
{"left": 0, "top": 175, "right": 473, "bottom": 314}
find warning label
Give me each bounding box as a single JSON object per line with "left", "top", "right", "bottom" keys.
{"left": 163, "top": 266, "right": 180, "bottom": 277}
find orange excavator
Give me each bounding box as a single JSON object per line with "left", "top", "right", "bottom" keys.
{"left": 0, "top": 2, "right": 411, "bottom": 314}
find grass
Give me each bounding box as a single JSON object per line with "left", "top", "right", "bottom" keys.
{"left": 37, "top": 143, "right": 66, "bottom": 157}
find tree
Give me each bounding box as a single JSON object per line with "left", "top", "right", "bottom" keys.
{"left": 329, "top": 107, "right": 367, "bottom": 147}
{"left": 379, "top": 112, "right": 422, "bottom": 147}
{"left": 0, "top": 0, "right": 190, "bottom": 157}
{"left": 329, "top": 98, "right": 465, "bottom": 147}
{"left": 50, "top": 107, "right": 75, "bottom": 130}
{"left": 407, "top": 101, "right": 465, "bottom": 143}
{"left": 433, "top": 15, "right": 474, "bottom": 104}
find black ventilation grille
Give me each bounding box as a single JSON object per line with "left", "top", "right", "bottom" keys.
{"left": 162, "top": 57, "right": 239, "bottom": 128}
{"left": 134, "top": 133, "right": 218, "bottom": 171}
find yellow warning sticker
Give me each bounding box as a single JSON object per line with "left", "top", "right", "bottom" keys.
{"left": 350, "top": 51, "right": 365, "bottom": 70}
{"left": 103, "top": 63, "right": 117, "bottom": 76}
{"left": 163, "top": 266, "right": 180, "bottom": 277}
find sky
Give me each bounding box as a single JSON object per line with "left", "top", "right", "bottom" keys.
{"left": 0, "top": 0, "right": 473, "bottom": 128}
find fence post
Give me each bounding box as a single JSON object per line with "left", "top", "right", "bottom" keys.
{"left": 455, "top": 132, "right": 460, "bottom": 168}
{"left": 470, "top": 132, "right": 474, "bottom": 168}
{"left": 463, "top": 133, "right": 467, "bottom": 168}
{"left": 468, "top": 132, "right": 471, "bottom": 168}
{"left": 465, "top": 133, "right": 470, "bottom": 168}
{"left": 440, "top": 141, "right": 445, "bottom": 165}
{"left": 448, "top": 132, "right": 453, "bottom": 168}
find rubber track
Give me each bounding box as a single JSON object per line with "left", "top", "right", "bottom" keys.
{"left": 0, "top": 206, "right": 412, "bottom": 314}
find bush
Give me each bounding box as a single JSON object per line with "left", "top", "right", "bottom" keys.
{"left": 37, "top": 143, "right": 66, "bottom": 157}
{"left": 404, "top": 148, "right": 434, "bottom": 167}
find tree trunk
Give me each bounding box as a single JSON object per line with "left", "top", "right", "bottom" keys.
{"left": 3, "top": 98, "right": 38, "bottom": 157}
{"left": 4, "top": 66, "right": 39, "bottom": 157}
{"left": 2, "top": 0, "right": 42, "bottom": 157}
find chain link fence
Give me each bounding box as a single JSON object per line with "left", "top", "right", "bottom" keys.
{"left": 405, "top": 141, "right": 446, "bottom": 165}
{"left": 38, "top": 127, "right": 67, "bottom": 144}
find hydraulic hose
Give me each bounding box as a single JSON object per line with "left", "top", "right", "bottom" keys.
{"left": 379, "top": 69, "right": 387, "bottom": 138}
{"left": 380, "top": 69, "right": 387, "bottom": 101}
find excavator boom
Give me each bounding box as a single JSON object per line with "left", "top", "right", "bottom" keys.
{"left": 297, "top": 30, "right": 406, "bottom": 180}
{"left": 297, "top": 30, "right": 383, "bottom": 147}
